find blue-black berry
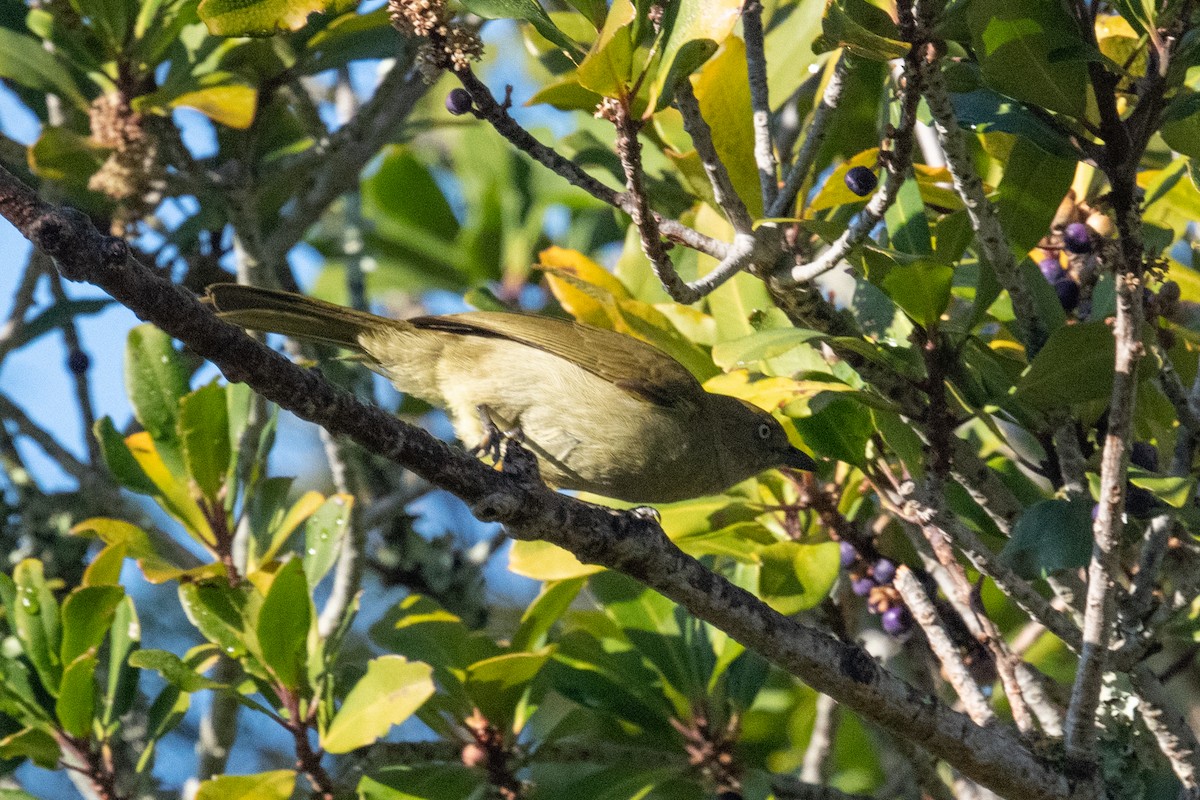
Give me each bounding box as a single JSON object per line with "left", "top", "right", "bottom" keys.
{"left": 872, "top": 558, "right": 896, "bottom": 585}
{"left": 840, "top": 541, "right": 858, "bottom": 568}
{"left": 1063, "top": 222, "right": 1092, "bottom": 254}
{"left": 1131, "top": 442, "right": 1158, "bottom": 472}
{"left": 844, "top": 166, "right": 878, "bottom": 197}
{"left": 1054, "top": 277, "right": 1080, "bottom": 312}
{"left": 882, "top": 605, "right": 911, "bottom": 636}
{"left": 1038, "top": 257, "right": 1065, "bottom": 283}
{"left": 851, "top": 576, "right": 876, "bottom": 597}
{"left": 445, "top": 88, "right": 473, "bottom": 116}
{"left": 67, "top": 350, "right": 89, "bottom": 374}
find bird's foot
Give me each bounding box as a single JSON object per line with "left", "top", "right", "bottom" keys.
{"left": 500, "top": 428, "right": 542, "bottom": 486}
{"left": 470, "top": 406, "right": 504, "bottom": 464}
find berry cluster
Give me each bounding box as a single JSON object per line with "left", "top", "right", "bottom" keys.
{"left": 840, "top": 541, "right": 910, "bottom": 636}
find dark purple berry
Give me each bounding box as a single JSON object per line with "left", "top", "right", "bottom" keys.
{"left": 445, "top": 88, "right": 473, "bottom": 116}
{"left": 1054, "top": 277, "right": 1080, "bottom": 312}
{"left": 1038, "top": 257, "right": 1065, "bottom": 283}
{"left": 1131, "top": 442, "right": 1158, "bottom": 472}
{"left": 840, "top": 541, "right": 858, "bottom": 568}
{"left": 872, "top": 558, "right": 896, "bottom": 585}
{"left": 1063, "top": 222, "right": 1092, "bottom": 254}
{"left": 882, "top": 605, "right": 911, "bottom": 636}
{"left": 67, "top": 350, "right": 89, "bottom": 374}
{"left": 844, "top": 166, "right": 878, "bottom": 197}
{"left": 851, "top": 576, "right": 876, "bottom": 597}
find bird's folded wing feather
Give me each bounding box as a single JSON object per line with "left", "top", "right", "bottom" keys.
{"left": 410, "top": 312, "right": 703, "bottom": 409}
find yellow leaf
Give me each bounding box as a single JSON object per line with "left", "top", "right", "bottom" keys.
{"left": 509, "top": 539, "right": 603, "bottom": 580}
{"left": 125, "top": 432, "right": 215, "bottom": 546}
{"left": 171, "top": 85, "right": 257, "bottom": 129}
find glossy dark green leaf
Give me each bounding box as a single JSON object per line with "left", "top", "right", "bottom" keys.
{"left": 1162, "top": 92, "right": 1200, "bottom": 160}
{"left": 68, "top": 0, "right": 138, "bottom": 49}
{"left": 791, "top": 396, "right": 874, "bottom": 467}
{"left": 303, "top": 494, "right": 352, "bottom": 588}
{"left": 371, "top": 595, "right": 500, "bottom": 673}
{"left": 60, "top": 585, "right": 124, "bottom": 665}
{"left": 179, "top": 581, "right": 248, "bottom": 658}
{"left": 0, "top": 28, "right": 87, "bottom": 108}
{"left": 995, "top": 136, "right": 1077, "bottom": 257}
{"left": 179, "top": 382, "right": 231, "bottom": 503}
{"left": 357, "top": 765, "right": 481, "bottom": 800}
{"left": 1000, "top": 498, "right": 1093, "bottom": 578}
{"left": 257, "top": 559, "right": 311, "bottom": 690}
{"left": 967, "top": 0, "right": 1090, "bottom": 118}
{"left": 128, "top": 649, "right": 226, "bottom": 693}
{"left": 464, "top": 651, "right": 549, "bottom": 732}
{"left": 512, "top": 578, "right": 585, "bottom": 653}
{"left": 102, "top": 597, "right": 140, "bottom": 725}
{"left": 1129, "top": 470, "right": 1195, "bottom": 508}
{"left": 11, "top": 560, "right": 61, "bottom": 695}
{"left": 814, "top": 0, "right": 909, "bottom": 61}
{"left": 0, "top": 727, "right": 61, "bottom": 770}
{"left": 125, "top": 324, "right": 189, "bottom": 476}
{"left": 463, "top": 0, "right": 583, "bottom": 60}
{"left": 884, "top": 178, "right": 932, "bottom": 256}
{"left": 880, "top": 259, "right": 954, "bottom": 329}
{"left": 1014, "top": 322, "right": 1115, "bottom": 409}
{"left": 55, "top": 653, "right": 97, "bottom": 738}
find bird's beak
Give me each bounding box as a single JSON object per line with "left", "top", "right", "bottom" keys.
{"left": 783, "top": 448, "right": 818, "bottom": 471}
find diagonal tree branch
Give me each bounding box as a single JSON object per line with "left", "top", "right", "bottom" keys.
{"left": 0, "top": 162, "right": 1071, "bottom": 800}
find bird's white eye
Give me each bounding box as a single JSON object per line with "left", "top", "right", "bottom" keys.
{"left": 757, "top": 423, "right": 772, "bottom": 440}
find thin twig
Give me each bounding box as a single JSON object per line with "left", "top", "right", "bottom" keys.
{"left": 895, "top": 566, "right": 996, "bottom": 726}
{"left": 0, "top": 248, "right": 45, "bottom": 362}
{"left": 771, "top": 53, "right": 849, "bottom": 218}
{"left": 784, "top": 51, "right": 922, "bottom": 285}
{"left": 48, "top": 271, "right": 100, "bottom": 464}
{"left": 800, "top": 693, "right": 840, "bottom": 784}
{"left": 674, "top": 81, "right": 753, "bottom": 232}
{"left": 741, "top": 0, "right": 777, "bottom": 211}
{"left": 455, "top": 69, "right": 729, "bottom": 260}
{"left": 1131, "top": 663, "right": 1200, "bottom": 792}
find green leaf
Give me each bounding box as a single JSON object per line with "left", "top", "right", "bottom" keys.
{"left": 125, "top": 325, "right": 190, "bottom": 476}
{"left": 370, "top": 595, "right": 501, "bottom": 673}
{"left": 883, "top": 177, "right": 932, "bottom": 256}
{"left": 651, "top": 0, "right": 742, "bottom": 110}
{"left": 69, "top": 0, "right": 138, "bottom": 49}
{"left": 198, "top": 0, "right": 326, "bottom": 36}
{"left": 94, "top": 417, "right": 159, "bottom": 495}
{"left": 179, "top": 581, "right": 249, "bottom": 658}
{"left": 73, "top": 517, "right": 212, "bottom": 584}
{"left": 575, "top": 0, "right": 636, "bottom": 98}
{"left": 27, "top": 129, "right": 104, "bottom": 194}
{"left": 302, "top": 494, "right": 353, "bottom": 588}
{"left": 880, "top": 259, "right": 954, "bottom": 329}
{"left": 758, "top": 541, "right": 840, "bottom": 614}
{"left": 11, "top": 560, "right": 61, "bottom": 695}
{"left": 0, "top": 27, "right": 87, "bottom": 108}
{"left": 179, "top": 382, "right": 231, "bottom": 504}
{"left": 1000, "top": 498, "right": 1093, "bottom": 578}
{"left": 102, "top": 597, "right": 140, "bottom": 725}
{"left": 1013, "top": 321, "right": 1115, "bottom": 409}
{"left": 464, "top": 651, "right": 550, "bottom": 729}
{"left": 195, "top": 770, "right": 297, "bottom": 800}
{"left": 322, "top": 656, "right": 434, "bottom": 754}
{"left": 55, "top": 653, "right": 98, "bottom": 738}
{"left": 0, "top": 727, "right": 61, "bottom": 770}
{"left": 1162, "top": 92, "right": 1200, "bottom": 160}
{"left": 61, "top": 585, "right": 124, "bottom": 665}
{"left": 967, "top": 0, "right": 1090, "bottom": 118}
{"left": 791, "top": 396, "right": 874, "bottom": 466}
{"left": 462, "top": 0, "right": 583, "bottom": 60}
{"left": 995, "top": 136, "right": 1077, "bottom": 257}
{"left": 129, "top": 649, "right": 226, "bottom": 693}
{"left": 1129, "top": 471, "right": 1194, "bottom": 509}
{"left": 814, "top": 0, "right": 910, "bottom": 61}
{"left": 512, "top": 577, "right": 586, "bottom": 652}
{"left": 256, "top": 559, "right": 311, "bottom": 690}
{"left": 357, "top": 765, "right": 481, "bottom": 800}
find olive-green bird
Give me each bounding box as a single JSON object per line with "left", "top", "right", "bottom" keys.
{"left": 207, "top": 284, "right": 817, "bottom": 503}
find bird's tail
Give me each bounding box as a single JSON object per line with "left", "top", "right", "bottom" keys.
{"left": 206, "top": 284, "right": 398, "bottom": 351}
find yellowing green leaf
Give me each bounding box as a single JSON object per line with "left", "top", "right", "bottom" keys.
{"left": 172, "top": 85, "right": 257, "bottom": 129}
{"left": 322, "top": 656, "right": 434, "bottom": 753}
{"left": 195, "top": 771, "right": 297, "bottom": 800}
{"left": 576, "top": 0, "right": 636, "bottom": 98}
{"left": 199, "top": 0, "right": 325, "bottom": 35}
{"left": 650, "top": 0, "right": 742, "bottom": 110}
{"left": 509, "top": 539, "right": 603, "bottom": 580}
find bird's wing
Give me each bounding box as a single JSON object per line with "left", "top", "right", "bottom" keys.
{"left": 409, "top": 312, "right": 704, "bottom": 409}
